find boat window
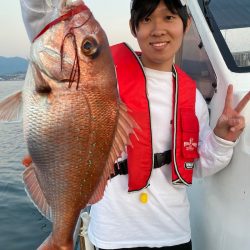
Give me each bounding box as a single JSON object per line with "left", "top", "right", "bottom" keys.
{"left": 209, "top": 0, "right": 250, "bottom": 68}
{"left": 175, "top": 18, "right": 216, "bottom": 103}
{"left": 220, "top": 28, "right": 250, "bottom": 68}
{"left": 198, "top": 0, "right": 250, "bottom": 72}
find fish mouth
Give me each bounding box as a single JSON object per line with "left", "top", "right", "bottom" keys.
{"left": 42, "top": 47, "right": 74, "bottom": 65}
{"left": 37, "top": 47, "right": 75, "bottom": 80}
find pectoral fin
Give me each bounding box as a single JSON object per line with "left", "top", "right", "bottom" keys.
{"left": 0, "top": 91, "right": 23, "bottom": 121}
{"left": 23, "top": 164, "right": 53, "bottom": 221}
{"left": 88, "top": 102, "right": 139, "bottom": 204}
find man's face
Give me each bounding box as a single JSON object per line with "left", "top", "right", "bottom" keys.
{"left": 133, "top": 0, "right": 189, "bottom": 71}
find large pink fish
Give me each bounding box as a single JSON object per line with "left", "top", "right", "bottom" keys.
{"left": 0, "top": 1, "right": 136, "bottom": 249}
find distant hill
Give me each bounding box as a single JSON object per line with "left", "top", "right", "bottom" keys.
{"left": 0, "top": 56, "right": 28, "bottom": 75}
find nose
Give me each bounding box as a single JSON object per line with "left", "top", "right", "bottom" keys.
{"left": 150, "top": 19, "right": 167, "bottom": 36}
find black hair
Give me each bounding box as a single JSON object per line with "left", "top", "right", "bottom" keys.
{"left": 130, "top": 0, "right": 189, "bottom": 35}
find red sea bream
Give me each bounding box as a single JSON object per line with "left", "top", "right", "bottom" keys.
{"left": 0, "top": 0, "right": 136, "bottom": 249}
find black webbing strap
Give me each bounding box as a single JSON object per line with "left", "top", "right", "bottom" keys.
{"left": 110, "top": 150, "right": 171, "bottom": 179}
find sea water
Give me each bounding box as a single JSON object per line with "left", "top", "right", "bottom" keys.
{"left": 0, "top": 81, "right": 52, "bottom": 250}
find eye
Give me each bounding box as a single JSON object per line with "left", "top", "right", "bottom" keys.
{"left": 142, "top": 17, "right": 151, "bottom": 23}
{"left": 81, "top": 37, "right": 99, "bottom": 57}
{"left": 165, "top": 15, "right": 175, "bottom": 21}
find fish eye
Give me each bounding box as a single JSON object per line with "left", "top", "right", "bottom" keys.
{"left": 81, "top": 37, "right": 99, "bottom": 57}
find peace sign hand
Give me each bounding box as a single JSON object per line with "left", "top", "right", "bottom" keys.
{"left": 213, "top": 84, "right": 250, "bottom": 142}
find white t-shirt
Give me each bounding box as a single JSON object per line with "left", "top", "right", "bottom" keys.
{"left": 88, "top": 67, "right": 235, "bottom": 249}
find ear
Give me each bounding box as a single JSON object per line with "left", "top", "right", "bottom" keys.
{"left": 184, "top": 16, "right": 192, "bottom": 34}
{"left": 129, "top": 20, "right": 137, "bottom": 38}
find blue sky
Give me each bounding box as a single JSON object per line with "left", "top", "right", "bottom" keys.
{"left": 0, "top": 0, "right": 138, "bottom": 58}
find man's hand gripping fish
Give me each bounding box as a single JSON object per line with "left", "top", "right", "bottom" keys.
{"left": 0, "top": 0, "right": 137, "bottom": 249}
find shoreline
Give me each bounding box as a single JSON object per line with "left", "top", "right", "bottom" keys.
{"left": 0, "top": 73, "right": 26, "bottom": 81}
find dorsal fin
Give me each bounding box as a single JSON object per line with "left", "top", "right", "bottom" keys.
{"left": 23, "top": 164, "right": 53, "bottom": 221}
{"left": 88, "top": 102, "right": 139, "bottom": 204}
{"left": 0, "top": 91, "right": 23, "bottom": 121}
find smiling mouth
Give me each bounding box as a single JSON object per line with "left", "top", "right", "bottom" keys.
{"left": 150, "top": 41, "right": 170, "bottom": 48}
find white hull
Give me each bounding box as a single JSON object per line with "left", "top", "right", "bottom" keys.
{"left": 178, "top": 1, "right": 250, "bottom": 249}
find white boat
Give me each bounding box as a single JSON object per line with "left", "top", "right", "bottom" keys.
{"left": 176, "top": 0, "right": 250, "bottom": 249}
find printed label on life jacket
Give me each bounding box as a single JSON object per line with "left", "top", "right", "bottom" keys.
{"left": 181, "top": 108, "right": 199, "bottom": 159}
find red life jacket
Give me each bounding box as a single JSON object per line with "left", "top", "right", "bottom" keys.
{"left": 111, "top": 43, "right": 199, "bottom": 192}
